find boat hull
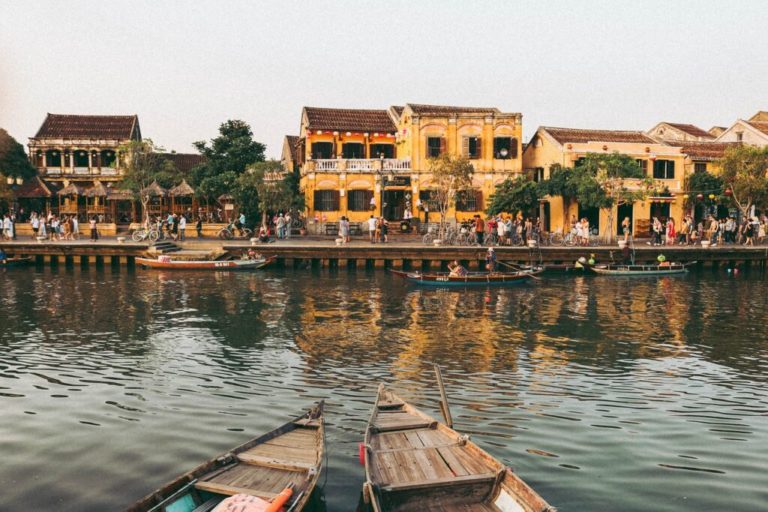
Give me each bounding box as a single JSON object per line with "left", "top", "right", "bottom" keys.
{"left": 363, "top": 386, "right": 553, "bottom": 512}
{"left": 0, "top": 257, "right": 33, "bottom": 268}
{"left": 390, "top": 268, "right": 541, "bottom": 286}
{"left": 581, "top": 261, "right": 694, "bottom": 276}
{"left": 136, "top": 256, "right": 274, "bottom": 270}
{"left": 125, "top": 402, "right": 324, "bottom": 512}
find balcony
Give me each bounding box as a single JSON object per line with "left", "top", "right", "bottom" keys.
{"left": 74, "top": 167, "right": 90, "bottom": 175}
{"left": 307, "top": 158, "right": 411, "bottom": 174}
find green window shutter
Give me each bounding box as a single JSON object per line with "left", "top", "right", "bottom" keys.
{"left": 462, "top": 137, "right": 469, "bottom": 157}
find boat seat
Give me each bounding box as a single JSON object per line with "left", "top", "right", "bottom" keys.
{"left": 237, "top": 452, "right": 316, "bottom": 472}
{"left": 192, "top": 497, "right": 222, "bottom": 512}
{"left": 194, "top": 481, "right": 278, "bottom": 501}
{"left": 379, "top": 472, "right": 498, "bottom": 493}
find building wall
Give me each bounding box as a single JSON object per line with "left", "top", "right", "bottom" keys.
{"left": 716, "top": 121, "right": 768, "bottom": 146}
{"left": 524, "top": 129, "right": 688, "bottom": 237}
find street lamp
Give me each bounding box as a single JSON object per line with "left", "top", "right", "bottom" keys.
{"left": 379, "top": 153, "right": 385, "bottom": 219}
{"left": 500, "top": 148, "right": 508, "bottom": 174}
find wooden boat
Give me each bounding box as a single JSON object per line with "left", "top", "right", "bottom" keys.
{"left": 0, "top": 256, "right": 33, "bottom": 268}
{"left": 136, "top": 255, "right": 275, "bottom": 270}
{"left": 576, "top": 259, "right": 695, "bottom": 276}
{"left": 363, "top": 385, "right": 554, "bottom": 512}
{"left": 126, "top": 401, "right": 324, "bottom": 512}
{"left": 389, "top": 268, "right": 542, "bottom": 286}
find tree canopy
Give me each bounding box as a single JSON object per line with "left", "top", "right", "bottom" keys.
{"left": 118, "top": 139, "right": 180, "bottom": 222}
{"left": 191, "top": 120, "right": 266, "bottom": 204}
{"left": 0, "top": 128, "right": 36, "bottom": 181}
{"left": 234, "top": 160, "right": 293, "bottom": 229}
{"left": 717, "top": 145, "right": 768, "bottom": 217}
{"left": 426, "top": 154, "right": 474, "bottom": 237}
{"left": 487, "top": 176, "right": 542, "bottom": 217}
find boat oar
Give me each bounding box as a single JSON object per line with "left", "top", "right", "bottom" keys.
{"left": 434, "top": 364, "right": 453, "bottom": 428}
{"left": 498, "top": 260, "right": 541, "bottom": 279}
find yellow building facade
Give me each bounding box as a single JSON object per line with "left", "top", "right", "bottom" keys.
{"left": 523, "top": 126, "right": 688, "bottom": 237}
{"left": 292, "top": 104, "right": 523, "bottom": 233}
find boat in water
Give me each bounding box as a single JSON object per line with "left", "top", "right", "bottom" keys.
{"left": 0, "top": 256, "right": 33, "bottom": 268}
{"left": 136, "top": 255, "right": 274, "bottom": 270}
{"left": 125, "top": 401, "right": 324, "bottom": 512}
{"left": 575, "top": 257, "right": 694, "bottom": 276}
{"left": 389, "top": 268, "right": 542, "bottom": 286}
{"left": 362, "top": 385, "right": 554, "bottom": 512}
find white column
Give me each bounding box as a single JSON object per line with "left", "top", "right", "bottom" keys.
{"left": 88, "top": 150, "right": 93, "bottom": 174}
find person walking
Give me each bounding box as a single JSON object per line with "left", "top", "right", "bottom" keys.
{"left": 622, "top": 217, "right": 631, "bottom": 243}
{"left": 178, "top": 214, "right": 186, "bottom": 241}
{"left": 89, "top": 216, "right": 99, "bottom": 242}
{"left": 339, "top": 216, "right": 350, "bottom": 243}
{"left": 284, "top": 211, "right": 292, "bottom": 240}
{"left": 276, "top": 213, "right": 286, "bottom": 239}
{"left": 196, "top": 217, "right": 203, "bottom": 238}
{"left": 368, "top": 215, "right": 377, "bottom": 243}
{"left": 474, "top": 214, "right": 485, "bottom": 246}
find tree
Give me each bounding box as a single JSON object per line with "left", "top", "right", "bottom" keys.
{"left": 577, "top": 153, "right": 650, "bottom": 243}
{"left": 426, "top": 154, "right": 474, "bottom": 238}
{"left": 684, "top": 169, "right": 723, "bottom": 211}
{"left": 486, "top": 176, "right": 543, "bottom": 217}
{"left": 718, "top": 145, "right": 768, "bottom": 218}
{"left": 119, "top": 139, "right": 180, "bottom": 223}
{"left": 0, "top": 128, "right": 36, "bottom": 181}
{"left": 191, "top": 120, "right": 266, "bottom": 207}
{"left": 235, "top": 160, "right": 292, "bottom": 229}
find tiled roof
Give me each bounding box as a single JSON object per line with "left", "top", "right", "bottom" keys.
{"left": 34, "top": 114, "right": 140, "bottom": 140}
{"left": 14, "top": 176, "right": 53, "bottom": 198}
{"left": 160, "top": 153, "right": 206, "bottom": 174}
{"left": 406, "top": 104, "right": 500, "bottom": 115}
{"left": 391, "top": 105, "right": 404, "bottom": 116}
{"left": 663, "top": 123, "right": 714, "bottom": 139}
{"left": 304, "top": 107, "right": 396, "bottom": 132}
{"left": 746, "top": 120, "right": 768, "bottom": 136}
{"left": 542, "top": 127, "right": 656, "bottom": 145}
{"left": 285, "top": 135, "right": 300, "bottom": 163}
{"left": 675, "top": 141, "right": 739, "bottom": 160}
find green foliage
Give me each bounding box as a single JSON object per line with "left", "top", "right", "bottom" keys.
{"left": 718, "top": 145, "right": 768, "bottom": 216}
{"left": 235, "top": 161, "right": 292, "bottom": 229}
{"left": 119, "top": 139, "right": 180, "bottom": 221}
{"left": 427, "top": 154, "right": 474, "bottom": 236}
{"left": 487, "top": 176, "right": 543, "bottom": 216}
{"left": 191, "top": 120, "right": 266, "bottom": 203}
{"left": 0, "top": 128, "right": 36, "bottom": 180}
{"left": 684, "top": 170, "right": 724, "bottom": 208}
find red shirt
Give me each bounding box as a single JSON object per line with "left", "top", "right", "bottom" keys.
{"left": 475, "top": 218, "right": 485, "bottom": 233}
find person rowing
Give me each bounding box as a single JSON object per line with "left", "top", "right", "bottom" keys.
{"left": 448, "top": 260, "right": 468, "bottom": 277}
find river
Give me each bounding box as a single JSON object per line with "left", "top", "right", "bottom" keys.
{"left": 0, "top": 266, "right": 766, "bottom": 511}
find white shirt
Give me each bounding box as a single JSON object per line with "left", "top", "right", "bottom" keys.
{"left": 367, "top": 218, "right": 377, "bottom": 230}
{"left": 179, "top": 216, "right": 186, "bottom": 229}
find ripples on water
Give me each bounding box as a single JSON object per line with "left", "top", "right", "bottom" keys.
{"left": 1, "top": 266, "right": 767, "bottom": 511}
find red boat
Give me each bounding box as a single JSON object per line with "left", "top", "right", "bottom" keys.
{"left": 136, "top": 255, "right": 275, "bottom": 270}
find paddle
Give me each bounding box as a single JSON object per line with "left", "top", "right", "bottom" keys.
{"left": 498, "top": 260, "right": 541, "bottom": 279}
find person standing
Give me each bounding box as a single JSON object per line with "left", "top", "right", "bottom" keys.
{"left": 276, "top": 213, "right": 286, "bottom": 239}
{"left": 31, "top": 213, "right": 40, "bottom": 240}
{"left": 284, "top": 211, "right": 292, "bottom": 240}
{"left": 178, "top": 214, "right": 186, "bottom": 241}
{"left": 474, "top": 214, "right": 485, "bottom": 246}
{"left": 622, "top": 217, "right": 631, "bottom": 242}
{"left": 196, "top": 217, "right": 203, "bottom": 238}
{"left": 380, "top": 217, "right": 389, "bottom": 243}
{"left": 368, "top": 215, "right": 377, "bottom": 243}
{"left": 339, "top": 216, "right": 350, "bottom": 243}
{"left": 485, "top": 247, "right": 497, "bottom": 272}
{"left": 89, "top": 216, "right": 98, "bottom": 242}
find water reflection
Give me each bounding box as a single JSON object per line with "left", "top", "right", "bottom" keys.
{"left": 0, "top": 267, "right": 767, "bottom": 511}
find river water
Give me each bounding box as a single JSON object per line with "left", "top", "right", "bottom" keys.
{"left": 0, "top": 265, "right": 766, "bottom": 511}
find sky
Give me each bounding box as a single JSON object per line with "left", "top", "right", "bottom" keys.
{"left": 1, "top": 0, "right": 766, "bottom": 159}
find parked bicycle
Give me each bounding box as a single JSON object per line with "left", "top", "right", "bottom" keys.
{"left": 132, "top": 227, "right": 160, "bottom": 243}
{"left": 217, "top": 222, "right": 253, "bottom": 240}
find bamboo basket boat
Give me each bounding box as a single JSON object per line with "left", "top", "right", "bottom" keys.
{"left": 363, "top": 385, "right": 554, "bottom": 512}
{"left": 125, "top": 401, "right": 324, "bottom": 512}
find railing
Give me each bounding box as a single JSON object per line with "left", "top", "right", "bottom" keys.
{"left": 100, "top": 168, "right": 120, "bottom": 176}
{"left": 346, "top": 159, "right": 374, "bottom": 171}
{"left": 383, "top": 158, "right": 411, "bottom": 172}
{"left": 45, "top": 168, "right": 61, "bottom": 176}
{"left": 315, "top": 159, "right": 339, "bottom": 171}
{"left": 74, "top": 167, "right": 90, "bottom": 175}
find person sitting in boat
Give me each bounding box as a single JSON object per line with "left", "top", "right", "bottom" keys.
{"left": 448, "top": 260, "right": 468, "bottom": 277}
{"left": 485, "top": 247, "right": 497, "bottom": 272}
{"left": 246, "top": 248, "right": 260, "bottom": 260}
{"left": 0, "top": 248, "right": 6, "bottom": 263}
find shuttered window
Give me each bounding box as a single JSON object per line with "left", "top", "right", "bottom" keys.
{"left": 419, "top": 190, "right": 439, "bottom": 210}
{"left": 694, "top": 163, "right": 707, "bottom": 173}
{"left": 635, "top": 159, "right": 649, "bottom": 176}
{"left": 342, "top": 143, "right": 365, "bottom": 159}
{"left": 314, "top": 190, "right": 340, "bottom": 211}
{"left": 653, "top": 160, "right": 675, "bottom": 179}
{"left": 494, "top": 137, "right": 517, "bottom": 159}
{"left": 463, "top": 136, "right": 482, "bottom": 159}
{"left": 427, "top": 137, "right": 445, "bottom": 158}
{"left": 347, "top": 190, "right": 373, "bottom": 211}
{"left": 456, "top": 190, "right": 482, "bottom": 211}
{"left": 311, "top": 142, "right": 334, "bottom": 159}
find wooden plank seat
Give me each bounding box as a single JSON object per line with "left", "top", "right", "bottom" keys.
{"left": 237, "top": 452, "right": 317, "bottom": 472}
{"left": 194, "top": 481, "right": 278, "bottom": 500}
{"left": 379, "top": 472, "right": 498, "bottom": 493}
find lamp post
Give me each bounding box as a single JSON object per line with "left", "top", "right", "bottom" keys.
{"left": 379, "top": 153, "right": 385, "bottom": 220}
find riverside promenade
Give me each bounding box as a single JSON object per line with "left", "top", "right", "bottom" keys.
{"left": 2, "top": 235, "right": 768, "bottom": 271}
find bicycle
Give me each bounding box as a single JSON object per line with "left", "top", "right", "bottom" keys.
{"left": 217, "top": 222, "right": 253, "bottom": 240}
{"left": 132, "top": 227, "right": 160, "bottom": 242}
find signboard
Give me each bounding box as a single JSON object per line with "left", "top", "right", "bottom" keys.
{"left": 385, "top": 176, "right": 411, "bottom": 187}
{"left": 224, "top": 204, "right": 235, "bottom": 211}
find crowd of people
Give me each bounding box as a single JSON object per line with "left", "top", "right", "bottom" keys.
{"left": 643, "top": 214, "right": 767, "bottom": 246}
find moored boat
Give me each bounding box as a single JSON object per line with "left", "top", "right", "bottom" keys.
{"left": 0, "top": 256, "right": 33, "bottom": 268}
{"left": 363, "top": 385, "right": 554, "bottom": 512}
{"left": 389, "top": 268, "right": 542, "bottom": 286}
{"left": 136, "top": 255, "right": 275, "bottom": 270}
{"left": 125, "top": 401, "right": 324, "bottom": 512}
{"left": 575, "top": 257, "right": 694, "bottom": 276}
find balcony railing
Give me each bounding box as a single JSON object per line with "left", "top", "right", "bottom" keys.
{"left": 100, "top": 168, "right": 120, "bottom": 176}
{"left": 74, "top": 167, "right": 90, "bottom": 175}
{"left": 308, "top": 158, "right": 412, "bottom": 173}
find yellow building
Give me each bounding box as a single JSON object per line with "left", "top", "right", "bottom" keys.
{"left": 523, "top": 126, "right": 688, "bottom": 237}
{"left": 291, "top": 104, "right": 523, "bottom": 233}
